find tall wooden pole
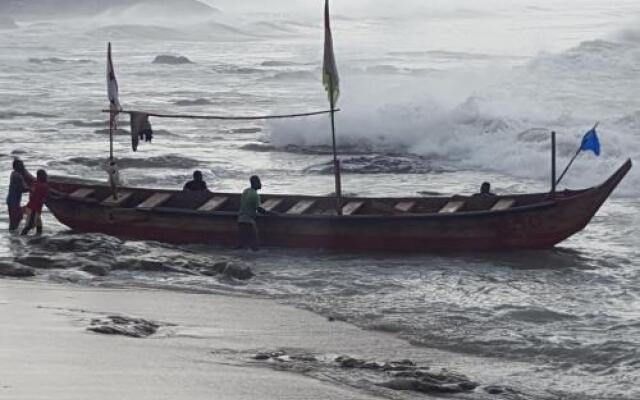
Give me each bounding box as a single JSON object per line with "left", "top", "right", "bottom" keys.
{"left": 109, "top": 108, "right": 114, "bottom": 161}
{"left": 329, "top": 76, "right": 342, "bottom": 215}
{"left": 551, "top": 131, "right": 556, "bottom": 194}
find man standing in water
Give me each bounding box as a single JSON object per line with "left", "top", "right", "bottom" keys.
{"left": 21, "top": 169, "right": 49, "bottom": 236}
{"left": 237, "top": 175, "right": 267, "bottom": 251}
{"left": 6, "top": 159, "right": 32, "bottom": 231}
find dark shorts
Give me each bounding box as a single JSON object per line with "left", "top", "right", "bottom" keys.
{"left": 7, "top": 204, "right": 22, "bottom": 231}
{"left": 237, "top": 222, "right": 259, "bottom": 250}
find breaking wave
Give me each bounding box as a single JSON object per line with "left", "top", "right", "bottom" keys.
{"left": 268, "top": 30, "right": 640, "bottom": 195}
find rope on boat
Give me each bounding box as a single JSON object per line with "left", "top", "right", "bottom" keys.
{"left": 102, "top": 109, "right": 340, "bottom": 121}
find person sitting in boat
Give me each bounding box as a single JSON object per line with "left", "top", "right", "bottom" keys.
{"left": 6, "top": 158, "right": 33, "bottom": 231}
{"left": 21, "top": 169, "right": 49, "bottom": 236}
{"left": 236, "top": 175, "right": 267, "bottom": 251}
{"left": 183, "top": 170, "right": 208, "bottom": 192}
{"left": 477, "top": 182, "right": 496, "bottom": 197}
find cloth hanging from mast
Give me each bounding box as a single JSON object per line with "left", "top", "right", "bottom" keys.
{"left": 129, "top": 112, "right": 153, "bottom": 151}
{"left": 323, "top": 0, "right": 340, "bottom": 106}
{"left": 107, "top": 42, "right": 122, "bottom": 129}
{"left": 107, "top": 42, "right": 121, "bottom": 111}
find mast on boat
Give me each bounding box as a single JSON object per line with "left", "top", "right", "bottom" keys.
{"left": 102, "top": 4, "right": 345, "bottom": 209}
{"left": 106, "top": 42, "right": 120, "bottom": 162}
{"left": 323, "top": 0, "right": 343, "bottom": 215}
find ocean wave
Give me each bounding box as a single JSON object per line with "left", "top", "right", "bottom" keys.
{"left": 268, "top": 70, "right": 317, "bottom": 81}
{"left": 267, "top": 31, "right": 640, "bottom": 195}
{"left": 260, "top": 60, "right": 307, "bottom": 67}
{"left": 62, "top": 155, "right": 201, "bottom": 169}
{"left": 0, "top": 111, "right": 55, "bottom": 119}
{"left": 28, "top": 57, "right": 93, "bottom": 64}
{"left": 89, "top": 24, "right": 191, "bottom": 41}
{"left": 61, "top": 119, "right": 106, "bottom": 128}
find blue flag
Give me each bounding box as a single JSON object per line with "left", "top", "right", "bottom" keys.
{"left": 580, "top": 127, "right": 600, "bottom": 156}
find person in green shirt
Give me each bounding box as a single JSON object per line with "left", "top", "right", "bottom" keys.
{"left": 237, "top": 175, "right": 267, "bottom": 250}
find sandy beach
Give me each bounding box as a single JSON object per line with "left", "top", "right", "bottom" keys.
{"left": 1, "top": 279, "right": 399, "bottom": 400}
{"left": 2, "top": 276, "right": 554, "bottom": 400}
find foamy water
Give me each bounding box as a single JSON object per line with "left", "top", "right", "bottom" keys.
{"left": 1, "top": 1, "right": 639, "bottom": 399}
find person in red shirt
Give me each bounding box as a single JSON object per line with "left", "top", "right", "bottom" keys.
{"left": 21, "top": 169, "right": 49, "bottom": 236}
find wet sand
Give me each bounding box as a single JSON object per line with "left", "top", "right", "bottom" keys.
{"left": 0, "top": 279, "right": 387, "bottom": 400}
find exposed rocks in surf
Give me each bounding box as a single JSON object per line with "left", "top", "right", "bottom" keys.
{"left": 200, "top": 261, "right": 254, "bottom": 281}
{"left": 251, "top": 350, "right": 478, "bottom": 395}
{"left": 305, "top": 155, "right": 447, "bottom": 175}
{"left": 174, "top": 98, "right": 212, "bottom": 106}
{"left": 0, "top": 262, "right": 36, "bottom": 278}
{"left": 112, "top": 256, "right": 199, "bottom": 275}
{"left": 15, "top": 255, "right": 61, "bottom": 269}
{"left": 16, "top": 234, "right": 254, "bottom": 282}
{"left": 87, "top": 315, "right": 162, "bottom": 338}
{"left": 153, "top": 55, "right": 194, "bottom": 65}
{"left": 80, "top": 264, "right": 110, "bottom": 277}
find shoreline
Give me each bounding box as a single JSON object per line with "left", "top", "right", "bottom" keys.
{"left": 0, "top": 278, "right": 529, "bottom": 400}
{"left": 1, "top": 278, "right": 387, "bottom": 400}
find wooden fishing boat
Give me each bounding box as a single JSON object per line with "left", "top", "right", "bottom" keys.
{"left": 45, "top": 159, "right": 631, "bottom": 252}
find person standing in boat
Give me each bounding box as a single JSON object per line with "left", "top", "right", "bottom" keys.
{"left": 237, "top": 175, "right": 267, "bottom": 251}
{"left": 20, "top": 169, "right": 49, "bottom": 236}
{"left": 106, "top": 160, "right": 121, "bottom": 199}
{"left": 183, "top": 170, "right": 208, "bottom": 191}
{"left": 6, "top": 158, "right": 33, "bottom": 231}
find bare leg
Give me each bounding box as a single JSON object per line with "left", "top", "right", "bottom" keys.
{"left": 20, "top": 208, "right": 35, "bottom": 236}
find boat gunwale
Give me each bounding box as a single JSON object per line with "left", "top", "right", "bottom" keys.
{"left": 48, "top": 182, "right": 564, "bottom": 220}
{"left": 47, "top": 158, "right": 631, "bottom": 221}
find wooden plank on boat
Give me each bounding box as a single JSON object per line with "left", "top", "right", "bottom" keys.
{"left": 287, "top": 199, "right": 315, "bottom": 215}
{"left": 342, "top": 201, "right": 364, "bottom": 216}
{"left": 198, "top": 196, "right": 228, "bottom": 212}
{"left": 69, "top": 188, "right": 95, "bottom": 200}
{"left": 137, "top": 192, "right": 172, "bottom": 209}
{"left": 261, "top": 198, "right": 282, "bottom": 212}
{"left": 394, "top": 201, "right": 415, "bottom": 213}
{"left": 439, "top": 200, "right": 465, "bottom": 213}
{"left": 491, "top": 199, "right": 515, "bottom": 211}
{"left": 101, "top": 191, "right": 133, "bottom": 207}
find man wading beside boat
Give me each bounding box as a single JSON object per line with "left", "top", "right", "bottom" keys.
{"left": 20, "top": 169, "right": 49, "bottom": 236}
{"left": 6, "top": 159, "right": 33, "bottom": 231}
{"left": 237, "top": 175, "right": 267, "bottom": 251}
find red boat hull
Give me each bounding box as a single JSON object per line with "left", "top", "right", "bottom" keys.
{"left": 45, "top": 160, "right": 631, "bottom": 253}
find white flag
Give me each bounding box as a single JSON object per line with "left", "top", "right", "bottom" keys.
{"left": 107, "top": 42, "right": 121, "bottom": 112}
{"left": 323, "top": 0, "right": 339, "bottom": 106}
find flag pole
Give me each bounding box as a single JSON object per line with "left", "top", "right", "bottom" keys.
{"left": 556, "top": 148, "right": 580, "bottom": 187}
{"left": 556, "top": 121, "right": 599, "bottom": 187}
{"left": 329, "top": 76, "right": 342, "bottom": 215}
{"left": 109, "top": 108, "right": 114, "bottom": 162}
{"left": 551, "top": 131, "right": 556, "bottom": 194}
